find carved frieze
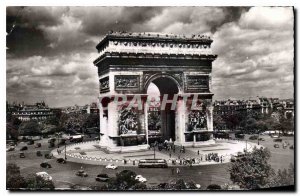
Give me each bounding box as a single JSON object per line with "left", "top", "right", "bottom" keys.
{"left": 99, "top": 76, "right": 109, "bottom": 93}
{"left": 118, "top": 107, "right": 138, "bottom": 135}
{"left": 115, "top": 75, "right": 140, "bottom": 90}
{"left": 186, "top": 75, "right": 209, "bottom": 92}
{"left": 187, "top": 110, "right": 207, "bottom": 132}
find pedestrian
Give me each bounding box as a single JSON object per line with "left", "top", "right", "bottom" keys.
{"left": 169, "top": 152, "right": 172, "bottom": 158}
{"left": 57, "top": 148, "right": 59, "bottom": 154}
{"left": 171, "top": 168, "right": 175, "bottom": 175}
{"left": 176, "top": 168, "right": 180, "bottom": 174}
{"left": 197, "top": 150, "right": 200, "bottom": 155}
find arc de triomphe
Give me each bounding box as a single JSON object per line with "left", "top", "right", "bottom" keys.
{"left": 93, "top": 32, "right": 217, "bottom": 153}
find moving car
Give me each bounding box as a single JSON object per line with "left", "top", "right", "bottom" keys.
{"left": 6, "top": 146, "right": 15, "bottom": 152}
{"left": 105, "top": 164, "right": 118, "bottom": 170}
{"left": 95, "top": 174, "right": 110, "bottom": 182}
{"left": 36, "top": 172, "right": 52, "bottom": 181}
{"left": 135, "top": 175, "right": 147, "bottom": 183}
{"left": 40, "top": 162, "right": 52, "bottom": 168}
{"left": 35, "top": 143, "right": 42, "bottom": 148}
{"left": 19, "top": 152, "right": 25, "bottom": 158}
{"left": 45, "top": 153, "right": 53, "bottom": 159}
{"left": 76, "top": 169, "right": 88, "bottom": 177}
{"left": 138, "top": 159, "right": 168, "bottom": 168}
{"left": 195, "top": 184, "right": 201, "bottom": 189}
{"left": 57, "top": 158, "right": 67, "bottom": 164}
{"left": 27, "top": 140, "right": 34, "bottom": 145}
{"left": 20, "top": 146, "right": 28, "bottom": 151}
{"left": 274, "top": 144, "right": 280, "bottom": 148}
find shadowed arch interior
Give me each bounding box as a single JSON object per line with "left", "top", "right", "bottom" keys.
{"left": 151, "top": 77, "right": 179, "bottom": 95}
{"left": 147, "top": 76, "right": 178, "bottom": 143}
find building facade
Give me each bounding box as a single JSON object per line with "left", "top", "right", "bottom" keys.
{"left": 94, "top": 31, "right": 217, "bottom": 152}
{"left": 11, "top": 101, "right": 54, "bottom": 121}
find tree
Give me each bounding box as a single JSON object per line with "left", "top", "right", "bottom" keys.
{"left": 84, "top": 113, "right": 99, "bottom": 128}
{"left": 244, "top": 118, "right": 258, "bottom": 134}
{"left": 26, "top": 175, "right": 55, "bottom": 190}
{"left": 213, "top": 114, "right": 226, "bottom": 130}
{"left": 6, "top": 163, "right": 26, "bottom": 190}
{"left": 107, "top": 170, "right": 140, "bottom": 190}
{"left": 267, "top": 164, "right": 294, "bottom": 188}
{"left": 229, "top": 147, "right": 275, "bottom": 190}
{"left": 18, "top": 120, "right": 41, "bottom": 136}
{"left": 6, "top": 163, "right": 55, "bottom": 190}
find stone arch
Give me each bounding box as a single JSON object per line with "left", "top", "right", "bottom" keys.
{"left": 143, "top": 73, "right": 183, "bottom": 94}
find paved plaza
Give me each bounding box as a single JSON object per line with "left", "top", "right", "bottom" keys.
{"left": 7, "top": 134, "right": 294, "bottom": 189}
{"left": 53, "top": 139, "right": 260, "bottom": 166}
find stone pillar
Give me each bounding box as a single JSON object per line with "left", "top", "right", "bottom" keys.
{"left": 144, "top": 101, "right": 149, "bottom": 144}
{"left": 207, "top": 105, "right": 214, "bottom": 132}
{"left": 106, "top": 100, "right": 119, "bottom": 148}
{"left": 175, "top": 98, "right": 186, "bottom": 145}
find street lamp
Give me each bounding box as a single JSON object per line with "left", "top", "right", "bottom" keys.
{"left": 153, "top": 141, "right": 158, "bottom": 159}
{"left": 65, "top": 141, "right": 67, "bottom": 161}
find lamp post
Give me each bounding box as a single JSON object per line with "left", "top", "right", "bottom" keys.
{"left": 153, "top": 141, "right": 158, "bottom": 159}
{"left": 65, "top": 140, "right": 67, "bottom": 161}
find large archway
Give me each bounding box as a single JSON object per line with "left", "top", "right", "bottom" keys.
{"left": 146, "top": 76, "right": 179, "bottom": 143}
{"left": 94, "top": 32, "right": 217, "bottom": 152}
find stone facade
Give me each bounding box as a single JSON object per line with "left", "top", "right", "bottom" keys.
{"left": 93, "top": 31, "right": 217, "bottom": 152}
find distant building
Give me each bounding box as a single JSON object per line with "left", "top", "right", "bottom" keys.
{"left": 214, "top": 97, "right": 294, "bottom": 118}
{"left": 11, "top": 101, "right": 54, "bottom": 121}
{"left": 62, "top": 102, "right": 99, "bottom": 114}
{"left": 86, "top": 102, "right": 99, "bottom": 114}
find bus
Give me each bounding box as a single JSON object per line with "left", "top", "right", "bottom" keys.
{"left": 138, "top": 159, "right": 168, "bottom": 168}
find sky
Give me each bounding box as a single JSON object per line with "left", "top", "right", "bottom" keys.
{"left": 6, "top": 6, "right": 294, "bottom": 107}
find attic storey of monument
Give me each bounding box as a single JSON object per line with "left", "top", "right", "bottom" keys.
{"left": 93, "top": 31, "right": 217, "bottom": 152}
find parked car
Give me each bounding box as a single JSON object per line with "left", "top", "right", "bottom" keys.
{"left": 57, "top": 158, "right": 67, "bottom": 164}
{"left": 36, "top": 172, "right": 52, "bottom": 181}
{"left": 48, "top": 138, "right": 56, "bottom": 143}
{"left": 76, "top": 169, "right": 88, "bottom": 177}
{"left": 6, "top": 146, "right": 15, "bottom": 152}
{"left": 135, "top": 175, "right": 147, "bottom": 183}
{"left": 195, "top": 184, "right": 201, "bottom": 189}
{"left": 27, "top": 140, "right": 34, "bottom": 145}
{"left": 40, "top": 162, "right": 52, "bottom": 168}
{"left": 36, "top": 151, "right": 43, "bottom": 156}
{"left": 45, "top": 153, "right": 53, "bottom": 159}
{"left": 19, "top": 152, "right": 25, "bottom": 158}
{"left": 105, "top": 164, "right": 118, "bottom": 170}
{"left": 271, "top": 135, "right": 280, "bottom": 138}
{"left": 290, "top": 145, "right": 294, "bottom": 150}
{"left": 274, "top": 144, "right": 280, "bottom": 148}
{"left": 273, "top": 138, "right": 283, "bottom": 142}
{"left": 95, "top": 174, "right": 110, "bottom": 182}
{"left": 48, "top": 143, "right": 55, "bottom": 148}
{"left": 20, "top": 146, "right": 28, "bottom": 151}
{"left": 35, "top": 143, "right": 42, "bottom": 148}
{"left": 258, "top": 138, "right": 265, "bottom": 141}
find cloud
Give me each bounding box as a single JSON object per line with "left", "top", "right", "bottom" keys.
{"left": 212, "top": 6, "right": 294, "bottom": 100}
{"left": 6, "top": 6, "right": 294, "bottom": 106}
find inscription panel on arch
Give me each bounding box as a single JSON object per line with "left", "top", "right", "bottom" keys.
{"left": 115, "top": 75, "right": 140, "bottom": 92}
{"left": 186, "top": 75, "right": 209, "bottom": 92}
